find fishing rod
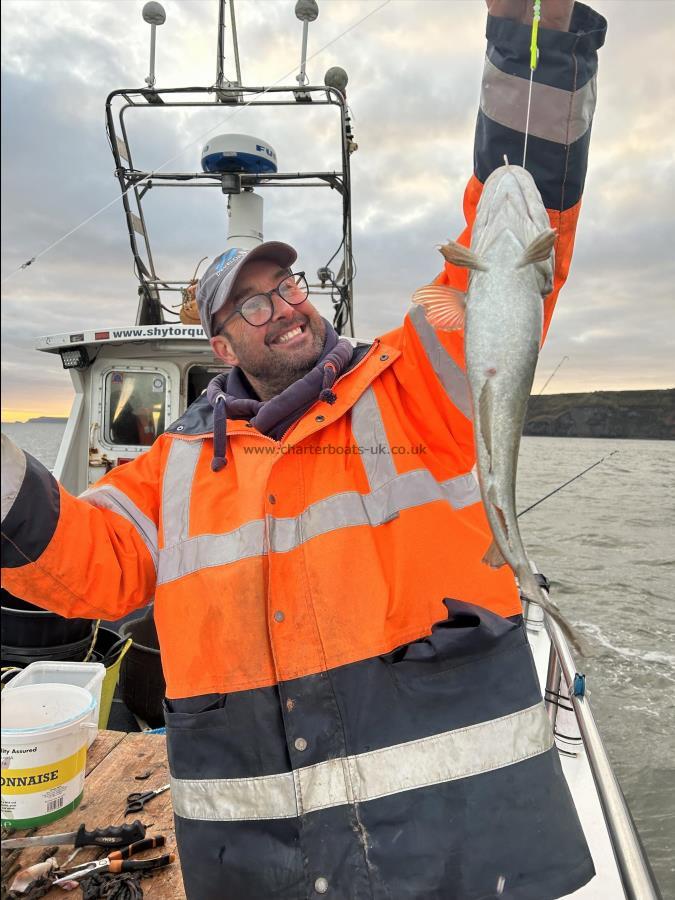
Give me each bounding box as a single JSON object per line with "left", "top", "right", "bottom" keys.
{"left": 537, "top": 355, "right": 569, "bottom": 395}
{"left": 518, "top": 450, "right": 619, "bottom": 518}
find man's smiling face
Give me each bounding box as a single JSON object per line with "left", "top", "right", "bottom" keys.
{"left": 210, "top": 258, "right": 326, "bottom": 400}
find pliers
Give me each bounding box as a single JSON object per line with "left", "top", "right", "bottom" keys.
{"left": 52, "top": 836, "right": 175, "bottom": 885}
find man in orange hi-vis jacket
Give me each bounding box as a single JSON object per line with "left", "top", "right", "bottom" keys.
{"left": 2, "top": 1, "right": 606, "bottom": 897}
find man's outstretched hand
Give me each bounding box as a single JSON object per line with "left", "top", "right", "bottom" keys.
{"left": 486, "top": 0, "right": 573, "bottom": 31}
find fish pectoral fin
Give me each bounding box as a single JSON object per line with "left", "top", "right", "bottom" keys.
{"left": 516, "top": 228, "right": 557, "bottom": 268}
{"left": 411, "top": 285, "right": 466, "bottom": 331}
{"left": 438, "top": 240, "right": 488, "bottom": 272}
{"left": 482, "top": 539, "right": 507, "bottom": 569}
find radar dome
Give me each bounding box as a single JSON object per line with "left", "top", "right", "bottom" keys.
{"left": 201, "top": 135, "right": 278, "bottom": 175}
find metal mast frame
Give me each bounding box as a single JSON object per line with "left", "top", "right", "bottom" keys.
{"left": 105, "top": 84, "right": 355, "bottom": 335}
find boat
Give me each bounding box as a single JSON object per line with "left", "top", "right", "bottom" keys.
{"left": 1, "top": 2, "right": 661, "bottom": 897}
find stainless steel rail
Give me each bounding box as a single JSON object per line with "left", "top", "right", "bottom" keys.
{"left": 545, "top": 616, "right": 662, "bottom": 899}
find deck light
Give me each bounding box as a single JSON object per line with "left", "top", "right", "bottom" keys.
{"left": 60, "top": 347, "right": 90, "bottom": 370}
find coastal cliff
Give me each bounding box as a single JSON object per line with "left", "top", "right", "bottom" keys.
{"left": 5, "top": 392, "right": 674, "bottom": 439}
{"left": 524, "top": 389, "right": 675, "bottom": 440}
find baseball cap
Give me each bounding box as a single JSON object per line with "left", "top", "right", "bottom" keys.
{"left": 196, "top": 241, "right": 298, "bottom": 338}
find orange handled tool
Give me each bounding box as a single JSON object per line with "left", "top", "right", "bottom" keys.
{"left": 53, "top": 836, "right": 176, "bottom": 884}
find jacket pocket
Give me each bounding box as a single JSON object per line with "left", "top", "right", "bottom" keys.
{"left": 382, "top": 597, "right": 526, "bottom": 682}
{"left": 163, "top": 693, "right": 228, "bottom": 729}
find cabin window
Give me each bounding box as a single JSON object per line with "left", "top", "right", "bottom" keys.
{"left": 104, "top": 370, "right": 167, "bottom": 446}
{"left": 187, "top": 365, "right": 228, "bottom": 406}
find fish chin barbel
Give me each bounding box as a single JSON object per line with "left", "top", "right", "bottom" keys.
{"left": 413, "top": 162, "right": 581, "bottom": 653}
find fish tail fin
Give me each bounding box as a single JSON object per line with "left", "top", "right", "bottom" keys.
{"left": 411, "top": 284, "right": 466, "bottom": 331}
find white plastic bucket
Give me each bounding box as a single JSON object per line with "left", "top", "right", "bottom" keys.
{"left": 6, "top": 662, "right": 106, "bottom": 747}
{"left": 1, "top": 684, "right": 95, "bottom": 828}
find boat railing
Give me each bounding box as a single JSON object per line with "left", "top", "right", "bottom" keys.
{"left": 535, "top": 598, "right": 661, "bottom": 899}
{"left": 105, "top": 83, "right": 355, "bottom": 334}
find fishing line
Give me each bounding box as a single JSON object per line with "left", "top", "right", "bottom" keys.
{"left": 522, "top": 0, "right": 541, "bottom": 168}
{"left": 2, "top": 0, "right": 392, "bottom": 286}
{"left": 518, "top": 450, "right": 619, "bottom": 518}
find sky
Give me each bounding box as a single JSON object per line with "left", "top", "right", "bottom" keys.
{"left": 1, "top": 0, "right": 674, "bottom": 422}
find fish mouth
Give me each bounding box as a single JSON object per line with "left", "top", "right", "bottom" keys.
{"left": 476, "top": 165, "right": 548, "bottom": 248}
{"left": 488, "top": 171, "right": 535, "bottom": 223}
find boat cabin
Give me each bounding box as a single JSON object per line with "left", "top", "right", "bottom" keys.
{"left": 37, "top": 325, "right": 223, "bottom": 494}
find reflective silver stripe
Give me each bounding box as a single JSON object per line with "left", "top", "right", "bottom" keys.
{"left": 161, "top": 439, "right": 203, "bottom": 548}
{"left": 440, "top": 471, "right": 480, "bottom": 509}
{"left": 351, "top": 387, "right": 397, "bottom": 491}
{"left": 158, "top": 520, "right": 265, "bottom": 585}
{"left": 271, "top": 470, "right": 480, "bottom": 551}
{"left": 80, "top": 484, "right": 159, "bottom": 571}
{"left": 171, "top": 702, "right": 552, "bottom": 822}
{"left": 1, "top": 435, "right": 27, "bottom": 523}
{"left": 408, "top": 305, "right": 472, "bottom": 419}
{"left": 157, "top": 469, "right": 481, "bottom": 585}
{"left": 481, "top": 57, "right": 596, "bottom": 145}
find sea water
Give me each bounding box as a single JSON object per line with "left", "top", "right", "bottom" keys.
{"left": 3, "top": 423, "right": 674, "bottom": 893}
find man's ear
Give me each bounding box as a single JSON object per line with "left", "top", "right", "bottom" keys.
{"left": 210, "top": 335, "right": 239, "bottom": 367}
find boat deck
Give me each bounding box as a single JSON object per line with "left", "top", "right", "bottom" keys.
{"left": 2, "top": 731, "right": 185, "bottom": 899}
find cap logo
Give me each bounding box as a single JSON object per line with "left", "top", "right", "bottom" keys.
{"left": 214, "top": 248, "right": 243, "bottom": 273}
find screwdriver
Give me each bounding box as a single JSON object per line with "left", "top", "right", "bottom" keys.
{"left": 2, "top": 820, "right": 146, "bottom": 850}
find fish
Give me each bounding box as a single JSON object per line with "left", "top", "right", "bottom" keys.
{"left": 412, "top": 161, "right": 581, "bottom": 652}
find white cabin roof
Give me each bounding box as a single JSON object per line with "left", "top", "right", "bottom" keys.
{"left": 37, "top": 323, "right": 208, "bottom": 353}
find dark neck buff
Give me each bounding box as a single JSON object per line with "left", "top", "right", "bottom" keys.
{"left": 206, "top": 320, "right": 354, "bottom": 471}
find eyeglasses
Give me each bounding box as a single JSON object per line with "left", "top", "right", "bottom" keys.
{"left": 213, "top": 272, "right": 309, "bottom": 333}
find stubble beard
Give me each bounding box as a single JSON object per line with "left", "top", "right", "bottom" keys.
{"left": 235, "top": 315, "right": 326, "bottom": 400}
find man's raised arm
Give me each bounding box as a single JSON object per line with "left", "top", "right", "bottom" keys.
{"left": 437, "top": 0, "right": 607, "bottom": 339}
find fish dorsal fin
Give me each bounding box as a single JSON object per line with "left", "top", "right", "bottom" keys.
{"left": 517, "top": 228, "right": 557, "bottom": 268}
{"left": 411, "top": 285, "right": 466, "bottom": 331}
{"left": 439, "top": 240, "right": 488, "bottom": 272}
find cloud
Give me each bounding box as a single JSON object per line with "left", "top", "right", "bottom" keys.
{"left": 2, "top": 0, "right": 675, "bottom": 419}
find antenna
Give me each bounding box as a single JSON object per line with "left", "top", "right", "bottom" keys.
{"left": 295, "top": 0, "right": 319, "bottom": 101}
{"left": 142, "top": 2, "right": 166, "bottom": 89}
{"left": 230, "top": 1, "right": 243, "bottom": 87}
{"left": 216, "top": 0, "right": 242, "bottom": 102}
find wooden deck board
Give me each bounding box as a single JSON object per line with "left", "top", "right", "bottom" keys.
{"left": 3, "top": 730, "right": 185, "bottom": 899}
{"left": 84, "top": 729, "right": 126, "bottom": 776}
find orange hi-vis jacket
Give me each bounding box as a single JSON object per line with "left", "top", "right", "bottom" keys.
{"left": 2, "top": 7, "right": 606, "bottom": 899}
